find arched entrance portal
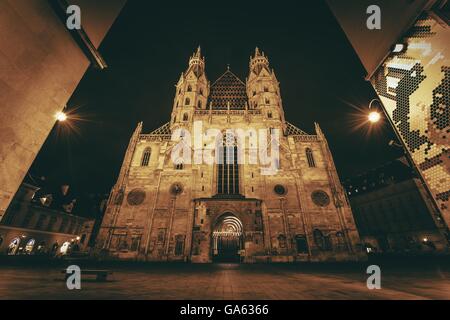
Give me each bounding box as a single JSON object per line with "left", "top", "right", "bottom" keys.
{"left": 212, "top": 214, "right": 243, "bottom": 263}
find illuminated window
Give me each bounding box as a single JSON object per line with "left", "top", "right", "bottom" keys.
{"left": 306, "top": 148, "right": 316, "bottom": 167}
{"left": 25, "top": 239, "right": 35, "bottom": 254}
{"left": 141, "top": 148, "right": 151, "bottom": 166}
{"left": 217, "top": 132, "right": 240, "bottom": 195}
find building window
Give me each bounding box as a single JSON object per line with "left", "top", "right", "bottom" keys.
{"left": 274, "top": 184, "right": 287, "bottom": 195}
{"left": 175, "top": 235, "right": 185, "bottom": 256}
{"left": 183, "top": 113, "right": 189, "bottom": 121}
{"left": 217, "top": 132, "right": 240, "bottom": 195}
{"left": 25, "top": 239, "right": 35, "bottom": 254}
{"left": 199, "top": 88, "right": 203, "bottom": 95}
{"left": 185, "top": 98, "right": 190, "bottom": 105}
{"left": 174, "top": 158, "right": 184, "bottom": 170}
{"left": 198, "top": 100, "right": 202, "bottom": 108}
{"left": 295, "top": 235, "right": 308, "bottom": 254}
{"left": 277, "top": 234, "right": 287, "bottom": 248}
{"left": 313, "top": 229, "right": 332, "bottom": 251}
{"left": 252, "top": 90, "right": 256, "bottom": 96}
{"left": 311, "top": 190, "right": 331, "bottom": 207}
{"left": 267, "top": 111, "right": 273, "bottom": 119}
{"left": 157, "top": 228, "right": 166, "bottom": 243}
{"left": 141, "top": 148, "right": 151, "bottom": 166}
{"left": 265, "top": 98, "right": 270, "bottom": 104}
{"left": 264, "top": 86, "right": 269, "bottom": 92}
{"left": 187, "top": 85, "right": 192, "bottom": 92}
{"left": 306, "top": 148, "right": 316, "bottom": 167}
{"left": 130, "top": 235, "right": 141, "bottom": 252}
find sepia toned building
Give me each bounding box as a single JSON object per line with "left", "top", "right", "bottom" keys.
{"left": 0, "top": 182, "right": 94, "bottom": 256}
{"left": 344, "top": 159, "right": 448, "bottom": 254}
{"left": 96, "top": 48, "right": 366, "bottom": 263}
{"left": 0, "top": 0, "right": 126, "bottom": 222}
{"left": 327, "top": 0, "right": 449, "bottom": 249}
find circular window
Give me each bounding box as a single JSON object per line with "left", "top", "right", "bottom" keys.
{"left": 274, "top": 184, "right": 287, "bottom": 195}
{"left": 127, "top": 189, "right": 146, "bottom": 206}
{"left": 170, "top": 183, "right": 183, "bottom": 195}
{"left": 311, "top": 190, "right": 330, "bottom": 207}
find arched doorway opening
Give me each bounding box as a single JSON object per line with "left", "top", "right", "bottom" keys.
{"left": 7, "top": 237, "right": 21, "bottom": 255}
{"left": 212, "top": 214, "right": 243, "bottom": 263}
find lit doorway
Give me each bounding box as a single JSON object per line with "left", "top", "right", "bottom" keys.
{"left": 212, "top": 214, "right": 243, "bottom": 263}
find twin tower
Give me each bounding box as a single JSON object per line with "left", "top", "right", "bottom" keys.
{"left": 170, "top": 47, "right": 286, "bottom": 132}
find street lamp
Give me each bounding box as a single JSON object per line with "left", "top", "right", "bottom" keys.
{"left": 368, "top": 99, "right": 382, "bottom": 123}
{"left": 55, "top": 111, "right": 67, "bottom": 122}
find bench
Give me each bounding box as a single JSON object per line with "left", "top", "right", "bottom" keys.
{"left": 62, "top": 269, "right": 112, "bottom": 282}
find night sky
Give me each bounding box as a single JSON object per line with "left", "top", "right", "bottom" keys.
{"left": 30, "top": 0, "right": 402, "bottom": 199}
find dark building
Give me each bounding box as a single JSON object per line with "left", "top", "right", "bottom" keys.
{"left": 343, "top": 158, "right": 448, "bottom": 254}
{"left": 327, "top": 0, "right": 449, "bottom": 250}
{"left": 0, "top": 178, "right": 95, "bottom": 256}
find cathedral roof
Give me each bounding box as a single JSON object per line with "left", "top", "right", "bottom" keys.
{"left": 149, "top": 122, "right": 171, "bottom": 135}
{"left": 208, "top": 69, "right": 248, "bottom": 110}
{"left": 285, "top": 122, "right": 308, "bottom": 135}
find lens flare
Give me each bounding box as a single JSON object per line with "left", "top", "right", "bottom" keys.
{"left": 368, "top": 111, "right": 381, "bottom": 123}
{"left": 55, "top": 111, "right": 67, "bottom": 122}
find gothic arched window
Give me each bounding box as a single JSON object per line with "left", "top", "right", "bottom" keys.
{"left": 264, "top": 86, "right": 269, "bottom": 92}
{"left": 199, "top": 88, "right": 203, "bottom": 95}
{"left": 187, "top": 85, "right": 192, "bottom": 92}
{"left": 185, "top": 98, "right": 190, "bottom": 105}
{"left": 306, "top": 148, "right": 316, "bottom": 168}
{"left": 141, "top": 148, "right": 151, "bottom": 166}
{"left": 267, "top": 111, "right": 273, "bottom": 119}
{"left": 183, "top": 113, "right": 189, "bottom": 121}
{"left": 217, "top": 132, "right": 240, "bottom": 195}
{"left": 198, "top": 100, "right": 202, "bottom": 109}
{"left": 174, "top": 159, "right": 184, "bottom": 170}
{"left": 265, "top": 98, "right": 270, "bottom": 104}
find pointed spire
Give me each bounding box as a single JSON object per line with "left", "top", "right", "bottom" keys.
{"left": 255, "top": 47, "right": 260, "bottom": 56}
{"left": 194, "top": 45, "right": 201, "bottom": 58}
{"left": 314, "top": 122, "right": 323, "bottom": 137}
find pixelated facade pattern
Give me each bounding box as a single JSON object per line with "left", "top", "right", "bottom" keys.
{"left": 371, "top": 13, "right": 450, "bottom": 240}
{"left": 95, "top": 48, "right": 366, "bottom": 262}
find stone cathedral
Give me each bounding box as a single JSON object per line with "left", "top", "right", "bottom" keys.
{"left": 96, "top": 47, "right": 365, "bottom": 263}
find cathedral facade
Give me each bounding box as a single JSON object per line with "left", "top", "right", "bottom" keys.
{"left": 96, "top": 47, "right": 365, "bottom": 263}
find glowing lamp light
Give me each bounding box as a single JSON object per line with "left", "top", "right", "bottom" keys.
{"left": 368, "top": 111, "right": 381, "bottom": 123}
{"left": 55, "top": 111, "right": 67, "bottom": 122}
{"left": 423, "top": 237, "right": 428, "bottom": 242}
